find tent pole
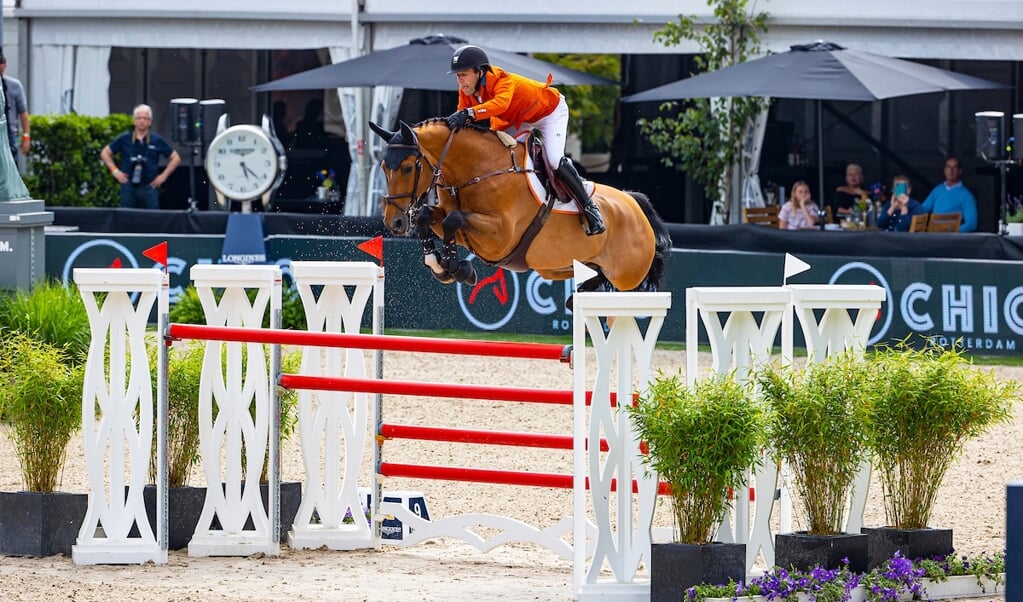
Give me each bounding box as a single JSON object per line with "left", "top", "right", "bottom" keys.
{"left": 817, "top": 100, "right": 825, "bottom": 207}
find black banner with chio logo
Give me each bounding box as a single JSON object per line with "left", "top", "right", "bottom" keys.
{"left": 46, "top": 233, "right": 1023, "bottom": 355}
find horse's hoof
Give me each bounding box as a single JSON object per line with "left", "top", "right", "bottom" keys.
{"left": 432, "top": 271, "right": 455, "bottom": 285}
{"left": 452, "top": 260, "right": 477, "bottom": 285}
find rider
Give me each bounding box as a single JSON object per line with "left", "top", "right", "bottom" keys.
{"left": 444, "top": 45, "right": 606, "bottom": 236}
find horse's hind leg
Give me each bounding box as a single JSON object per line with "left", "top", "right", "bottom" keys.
{"left": 416, "top": 206, "right": 454, "bottom": 284}
{"left": 439, "top": 211, "right": 478, "bottom": 286}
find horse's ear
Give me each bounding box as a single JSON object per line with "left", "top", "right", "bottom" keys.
{"left": 369, "top": 121, "right": 396, "bottom": 141}
{"left": 399, "top": 121, "right": 417, "bottom": 145}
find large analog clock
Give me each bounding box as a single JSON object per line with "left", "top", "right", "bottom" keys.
{"left": 205, "top": 123, "right": 287, "bottom": 204}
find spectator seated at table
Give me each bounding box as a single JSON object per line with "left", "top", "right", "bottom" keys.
{"left": 876, "top": 175, "right": 925, "bottom": 232}
{"left": 779, "top": 180, "right": 820, "bottom": 230}
{"left": 921, "top": 156, "right": 977, "bottom": 232}
{"left": 832, "top": 163, "right": 870, "bottom": 220}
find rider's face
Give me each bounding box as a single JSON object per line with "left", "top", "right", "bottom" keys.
{"left": 454, "top": 69, "right": 479, "bottom": 96}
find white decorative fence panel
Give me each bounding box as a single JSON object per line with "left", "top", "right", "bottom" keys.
{"left": 573, "top": 291, "right": 672, "bottom": 602}
{"left": 187, "top": 265, "right": 282, "bottom": 557}
{"left": 288, "top": 261, "right": 383, "bottom": 550}
{"left": 73, "top": 268, "right": 167, "bottom": 565}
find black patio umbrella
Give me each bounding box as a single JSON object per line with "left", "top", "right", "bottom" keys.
{"left": 621, "top": 41, "right": 1007, "bottom": 203}
{"left": 251, "top": 34, "right": 617, "bottom": 92}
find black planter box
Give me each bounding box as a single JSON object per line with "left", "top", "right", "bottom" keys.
{"left": 651, "top": 542, "right": 745, "bottom": 601}
{"left": 0, "top": 491, "right": 88, "bottom": 557}
{"left": 207, "top": 481, "right": 302, "bottom": 544}
{"left": 128, "top": 485, "right": 208, "bottom": 550}
{"left": 775, "top": 531, "right": 868, "bottom": 574}
{"left": 861, "top": 526, "right": 953, "bottom": 570}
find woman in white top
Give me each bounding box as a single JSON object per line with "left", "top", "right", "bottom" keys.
{"left": 778, "top": 180, "right": 820, "bottom": 230}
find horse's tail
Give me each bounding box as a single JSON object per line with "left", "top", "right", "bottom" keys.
{"left": 628, "top": 191, "right": 671, "bottom": 292}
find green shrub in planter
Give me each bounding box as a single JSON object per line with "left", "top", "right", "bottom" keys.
{"left": 863, "top": 341, "right": 1017, "bottom": 529}
{"left": 148, "top": 344, "right": 206, "bottom": 487}
{"left": 628, "top": 370, "right": 768, "bottom": 544}
{"left": 0, "top": 279, "right": 91, "bottom": 365}
{"left": 0, "top": 333, "right": 84, "bottom": 492}
{"left": 758, "top": 351, "right": 871, "bottom": 535}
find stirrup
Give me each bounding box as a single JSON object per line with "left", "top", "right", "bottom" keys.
{"left": 582, "top": 206, "right": 606, "bottom": 236}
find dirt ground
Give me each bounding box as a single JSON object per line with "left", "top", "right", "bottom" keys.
{"left": 0, "top": 348, "right": 1019, "bottom": 601}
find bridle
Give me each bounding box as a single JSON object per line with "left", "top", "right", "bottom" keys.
{"left": 381, "top": 125, "right": 528, "bottom": 229}
{"left": 381, "top": 130, "right": 457, "bottom": 229}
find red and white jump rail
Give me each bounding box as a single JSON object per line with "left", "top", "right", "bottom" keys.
{"left": 685, "top": 284, "right": 886, "bottom": 575}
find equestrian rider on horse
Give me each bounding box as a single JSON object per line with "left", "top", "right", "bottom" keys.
{"left": 445, "top": 45, "right": 606, "bottom": 236}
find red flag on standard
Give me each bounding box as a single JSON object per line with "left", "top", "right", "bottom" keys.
{"left": 357, "top": 236, "right": 384, "bottom": 263}
{"left": 143, "top": 241, "right": 169, "bottom": 267}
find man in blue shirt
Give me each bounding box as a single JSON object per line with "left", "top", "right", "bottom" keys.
{"left": 921, "top": 156, "right": 977, "bottom": 232}
{"left": 100, "top": 104, "right": 180, "bottom": 209}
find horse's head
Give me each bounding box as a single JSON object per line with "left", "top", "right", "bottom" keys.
{"left": 370, "top": 120, "right": 434, "bottom": 235}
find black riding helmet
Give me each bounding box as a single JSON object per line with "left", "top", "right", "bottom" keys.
{"left": 448, "top": 45, "right": 491, "bottom": 74}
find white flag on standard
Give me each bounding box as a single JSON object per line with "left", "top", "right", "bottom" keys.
{"left": 573, "top": 260, "right": 599, "bottom": 286}
{"left": 783, "top": 253, "right": 811, "bottom": 283}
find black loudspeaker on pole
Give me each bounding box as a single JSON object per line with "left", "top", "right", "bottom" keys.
{"left": 170, "top": 98, "right": 200, "bottom": 145}
{"left": 1014, "top": 114, "right": 1023, "bottom": 160}
{"left": 975, "top": 111, "right": 1004, "bottom": 161}
{"left": 199, "top": 99, "right": 226, "bottom": 150}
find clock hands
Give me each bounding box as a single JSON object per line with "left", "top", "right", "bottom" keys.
{"left": 240, "top": 161, "right": 260, "bottom": 180}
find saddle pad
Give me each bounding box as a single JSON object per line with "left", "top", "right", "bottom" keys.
{"left": 518, "top": 136, "right": 594, "bottom": 214}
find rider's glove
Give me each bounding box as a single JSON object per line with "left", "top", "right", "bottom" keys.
{"left": 446, "top": 108, "right": 473, "bottom": 131}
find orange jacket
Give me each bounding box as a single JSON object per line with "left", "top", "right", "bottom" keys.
{"left": 457, "top": 65, "right": 561, "bottom": 131}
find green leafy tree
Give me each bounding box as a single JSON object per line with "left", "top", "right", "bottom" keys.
{"left": 534, "top": 53, "right": 621, "bottom": 153}
{"left": 638, "top": 0, "right": 769, "bottom": 215}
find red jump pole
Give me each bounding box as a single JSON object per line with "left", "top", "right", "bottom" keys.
{"left": 380, "top": 462, "right": 671, "bottom": 495}
{"left": 280, "top": 374, "right": 622, "bottom": 407}
{"left": 167, "top": 323, "right": 571, "bottom": 362}
{"left": 380, "top": 423, "right": 610, "bottom": 452}
{"left": 280, "top": 374, "right": 573, "bottom": 405}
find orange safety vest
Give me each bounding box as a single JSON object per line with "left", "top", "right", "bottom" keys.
{"left": 457, "top": 65, "right": 561, "bottom": 131}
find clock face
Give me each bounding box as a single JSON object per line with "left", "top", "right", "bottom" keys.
{"left": 206, "top": 125, "right": 281, "bottom": 200}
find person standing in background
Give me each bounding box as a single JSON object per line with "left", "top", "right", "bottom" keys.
{"left": 1, "top": 53, "right": 31, "bottom": 167}
{"left": 100, "top": 104, "right": 181, "bottom": 209}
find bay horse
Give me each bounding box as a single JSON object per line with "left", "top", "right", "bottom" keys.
{"left": 369, "top": 119, "right": 670, "bottom": 293}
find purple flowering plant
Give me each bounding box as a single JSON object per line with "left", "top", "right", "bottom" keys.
{"left": 858, "top": 551, "right": 925, "bottom": 602}
{"left": 681, "top": 550, "right": 1006, "bottom": 602}
{"left": 684, "top": 559, "right": 861, "bottom": 602}
{"left": 917, "top": 549, "right": 1006, "bottom": 587}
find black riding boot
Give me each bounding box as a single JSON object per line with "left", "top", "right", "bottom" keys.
{"left": 557, "top": 157, "right": 606, "bottom": 236}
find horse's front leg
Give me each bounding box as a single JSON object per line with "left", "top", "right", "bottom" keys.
{"left": 416, "top": 206, "right": 454, "bottom": 284}
{"left": 439, "top": 211, "right": 477, "bottom": 286}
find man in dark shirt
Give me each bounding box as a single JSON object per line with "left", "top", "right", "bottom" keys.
{"left": 100, "top": 104, "right": 181, "bottom": 209}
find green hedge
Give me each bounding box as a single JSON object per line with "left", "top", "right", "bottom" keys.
{"left": 23, "top": 113, "right": 134, "bottom": 207}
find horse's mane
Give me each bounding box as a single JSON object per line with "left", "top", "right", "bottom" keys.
{"left": 417, "top": 116, "right": 496, "bottom": 137}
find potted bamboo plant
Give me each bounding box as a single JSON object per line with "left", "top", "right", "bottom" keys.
{"left": 860, "top": 341, "right": 1016, "bottom": 569}
{"left": 628, "top": 370, "right": 768, "bottom": 599}
{"left": 0, "top": 332, "right": 87, "bottom": 556}
{"left": 757, "top": 350, "right": 872, "bottom": 573}
{"left": 0, "top": 280, "right": 91, "bottom": 556}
